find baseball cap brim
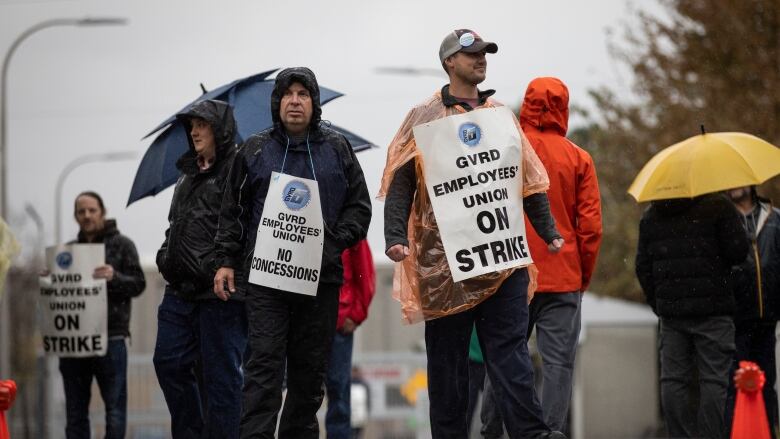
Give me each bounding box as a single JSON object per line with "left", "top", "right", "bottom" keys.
{"left": 461, "top": 40, "right": 498, "bottom": 54}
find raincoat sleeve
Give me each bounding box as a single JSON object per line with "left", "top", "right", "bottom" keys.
{"left": 108, "top": 236, "right": 146, "bottom": 299}
{"left": 635, "top": 212, "right": 656, "bottom": 312}
{"left": 215, "top": 149, "right": 252, "bottom": 269}
{"left": 332, "top": 137, "right": 372, "bottom": 249}
{"left": 576, "top": 155, "right": 603, "bottom": 291}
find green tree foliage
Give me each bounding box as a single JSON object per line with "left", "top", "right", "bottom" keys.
{"left": 575, "top": 0, "right": 780, "bottom": 302}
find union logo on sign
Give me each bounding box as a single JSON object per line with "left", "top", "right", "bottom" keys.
{"left": 56, "top": 252, "right": 73, "bottom": 270}
{"left": 458, "top": 122, "right": 481, "bottom": 147}
{"left": 282, "top": 180, "right": 311, "bottom": 211}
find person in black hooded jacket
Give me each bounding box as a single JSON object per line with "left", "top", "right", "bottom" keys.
{"left": 213, "top": 67, "right": 371, "bottom": 439}
{"left": 152, "top": 99, "right": 248, "bottom": 439}
{"left": 635, "top": 193, "right": 749, "bottom": 439}
{"left": 60, "top": 191, "right": 145, "bottom": 439}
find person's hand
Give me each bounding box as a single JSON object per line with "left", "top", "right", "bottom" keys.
{"left": 39, "top": 269, "right": 50, "bottom": 277}
{"left": 386, "top": 244, "right": 410, "bottom": 262}
{"left": 213, "top": 267, "right": 235, "bottom": 301}
{"left": 528, "top": 289, "right": 535, "bottom": 304}
{"left": 93, "top": 265, "right": 115, "bottom": 281}
{"left": 341, "top": 318, "right": 357, "bottom": 335}
{"left": 547, "top": 238, "right": 564, "bottom": 254}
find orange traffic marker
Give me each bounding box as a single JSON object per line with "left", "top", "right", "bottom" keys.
{"left": 731, "top": 361, "right": 770, "bottom": 439}
{"left": 0, "top": 380, "right": 17, "bottom": 439}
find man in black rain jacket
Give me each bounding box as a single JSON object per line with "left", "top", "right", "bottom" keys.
{"left": 60, "top": 191, "right": 146, "bottom": 439}
{"left": 153, "top": 99, "right": 248, "bottom": 438}
{"left": 636, "top": 193, "right": 749, "bottom": 438}
{"left": 213, "top": 67, "right": 371, "bottom": 439}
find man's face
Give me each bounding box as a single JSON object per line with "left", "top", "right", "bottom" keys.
{"left": 280, "top": 82, "right": 313, "bottom": 134}
{"left": 189, "top": 117, "right": 216, "bottom": 156}
{"left": 728, "top": 186, "right": 752, "bottom": 203}
{"left": 75, "top": 195, "right": 105, "bottom": 236}
{"left": 446, "top": 50, "right": 487, "bottom": 85}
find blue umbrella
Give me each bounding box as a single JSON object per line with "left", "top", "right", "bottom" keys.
{"left": 128, "top": 69, "right": 375, "bottom": 205}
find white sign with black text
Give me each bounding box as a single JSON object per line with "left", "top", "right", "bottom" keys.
{"left": 39, "top": 244, "right": 107, "bottom": 357}
{"left": 249, "top": 171, "right": 324, "bottom": 296}
{"left": 413, "top": 106, "right": 533, "bottom": 282}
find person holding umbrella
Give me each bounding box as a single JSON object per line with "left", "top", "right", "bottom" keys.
{"left": 213, "top": 67, "right": 371, "bottom": 438}
{"left": 152, "top": 99, "right": 247, "bottom": 438}
{"left": 725, "top": 185, "right": 780, "bottom": 435}
{"left": 635, "top": 192, "right": 749, "bottom": 438}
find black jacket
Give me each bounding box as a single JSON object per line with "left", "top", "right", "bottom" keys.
{"left": 156, "top": 99, "right": 243, "bottom": 300}
{"left": 635, "top": 194, "right": 750, "bottom": 318}
{"left": 732, "top": 199, "right": 780, "bottom": 321}
{"left": 215, "top": 67, "right": 372, "bottom": 288}
{"left": 72, "top": 219, "right": 146, "bottom": 338}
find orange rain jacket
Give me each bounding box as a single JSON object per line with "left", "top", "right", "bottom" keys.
{"left": 519, "top": 77, "right": 603, "bottom": 292}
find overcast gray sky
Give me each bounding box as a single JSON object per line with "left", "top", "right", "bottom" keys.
{"left": 0, "top": 0, "right": 649, "bottom": 263}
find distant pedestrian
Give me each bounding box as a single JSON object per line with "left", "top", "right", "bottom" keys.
{"left": 61, "top": 191, "right": 146, "bottom": 439}
{"left": 636, "top": 193, "right": 749, "bottom": 438}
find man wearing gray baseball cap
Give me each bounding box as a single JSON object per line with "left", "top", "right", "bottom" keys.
{"left": 380, "top": 29, "right": 566, "bottom": 439}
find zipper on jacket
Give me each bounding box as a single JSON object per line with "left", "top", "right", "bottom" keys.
{"left": 753, "top": 240, "right": 764, "bottom": 318}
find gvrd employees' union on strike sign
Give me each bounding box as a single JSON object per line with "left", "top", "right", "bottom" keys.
{"left": 413, "top": 107, "right": 532, "bottom": 282}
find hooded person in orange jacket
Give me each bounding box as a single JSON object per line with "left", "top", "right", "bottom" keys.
{"left": 483, "top": 77, "right": 602, "bottom": 434}
{"left": 522, "top": 77, "right": 602, "bottom": 431}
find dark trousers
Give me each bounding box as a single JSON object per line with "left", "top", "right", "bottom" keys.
{"left": 660, "top": 316, "right": 735, "bottom": 439}
{"left": 725, "top": 320, "right": 778, "bottom": 437}
{"left": 153, "top": 292, "right": 248, "bottom": 439}
{"left": 425, "top": 268, "right": 547, "bottom": 439}
{"left": 240, "top": 284, "right": 340, "bottom": 439}
{"left": 467, "top": 359, "right": 486, "bottom": 433}
{"left": 326, "top": 331, "right": 355, "bottom": 439}
{"left": 59, "top": 338, "right": 128, "bottom": 439}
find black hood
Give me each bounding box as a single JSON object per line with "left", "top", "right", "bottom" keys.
{"left": 271, "top": 67, "right": 322, "bottom": 131}
{"left": 176, "top": 99, "right": 237, "bottom": 160}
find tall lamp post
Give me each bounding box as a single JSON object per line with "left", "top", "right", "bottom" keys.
{"left": 0, "top": 16, "right": 128, "bottom": 221}
{"left": 55, "top": 151, "right": 137, "bottom": 244}
{"left": 0, "top": 16, "right": 127, "bottom": 380}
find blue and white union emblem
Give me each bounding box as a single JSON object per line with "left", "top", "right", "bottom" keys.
{"left": 282, "top": 180, "right": 312, "bottom": 211}
{"left": 458, "top": 122, "right": 482, "bottom": 147}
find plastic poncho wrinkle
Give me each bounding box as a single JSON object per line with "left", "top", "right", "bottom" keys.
{"left": 380, "top": 92, "right": 549, "bottom": 324}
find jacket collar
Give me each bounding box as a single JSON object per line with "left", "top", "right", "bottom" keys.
{"left": 441, "top": 84, "right": 495, "bottom": 111}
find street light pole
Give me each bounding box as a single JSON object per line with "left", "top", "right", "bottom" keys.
{"left": 54, "top": 151, "right": 137, "bottom": 244}
{"left": 0, "top": 16, "right": 127, "bottom": 221}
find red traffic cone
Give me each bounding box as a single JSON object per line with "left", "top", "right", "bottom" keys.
{"left": 731, "top": 361, "right": 770, "bottom": 439}
{"left": 0, "top": 380, "right": 17, "bottom": 439}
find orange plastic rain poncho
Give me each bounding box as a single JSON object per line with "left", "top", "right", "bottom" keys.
{"left": 379, "top": 90, "right": 550, "bottom": 324}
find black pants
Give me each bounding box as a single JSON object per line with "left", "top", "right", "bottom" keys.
{"left": 725, "top": 319, "right": 778, "bottom": 438}
{"left": 425, "top": 268, "right": 547, "bottom": 439}
{"left": 240, "top": 284, "right": 340, "bottom": 439}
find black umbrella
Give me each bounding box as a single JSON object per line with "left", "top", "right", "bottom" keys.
{"left": 128, "top": 69, "right": 374, "bottom": 205}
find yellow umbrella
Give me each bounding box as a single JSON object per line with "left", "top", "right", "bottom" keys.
{"left": 628, "top": 131, "right": 780, "bottom": 202}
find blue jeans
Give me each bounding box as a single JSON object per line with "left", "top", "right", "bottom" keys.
{"left": 425, "top": 269, "right": 547, "bottom": 439}
{"left": 326, "top": 331, "right": 354, "bottom": 439}
{"left": 59, "top": 338, "right": 128, "bottom": 439}
{"left": 153, "top": 291, "right": 248, "bottom": 439}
